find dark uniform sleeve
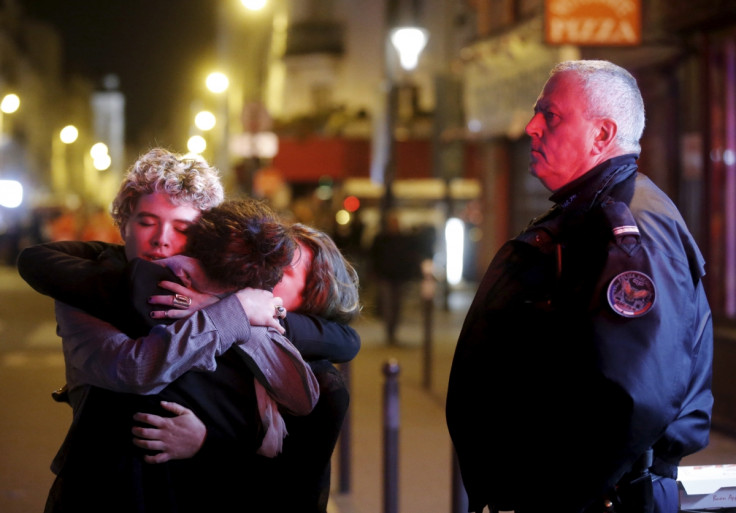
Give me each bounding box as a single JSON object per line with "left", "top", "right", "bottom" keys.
{"left": 447, "top": 239, "right": 557, "bottom": 512}
{"left": 283, "top": 312, "right": 361, "bottom": 363}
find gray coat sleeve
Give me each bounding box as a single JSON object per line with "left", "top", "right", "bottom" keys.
{"left": 58, "top": 294, "right": 249, "bottom": 394}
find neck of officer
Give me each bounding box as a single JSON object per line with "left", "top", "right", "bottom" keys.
{"left": 550, "top": 154, "right": 639, "bottom": 212}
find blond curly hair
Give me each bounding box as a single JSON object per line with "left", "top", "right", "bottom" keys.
{"left": 111, "top": 148, "right": 224, "bottom": 229}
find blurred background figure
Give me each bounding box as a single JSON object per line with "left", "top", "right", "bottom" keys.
{"left": 369, "top": 210, "right": 420, "bottom": 345}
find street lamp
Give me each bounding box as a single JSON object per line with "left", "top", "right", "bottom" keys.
{"left": 0, "top": 93, "right": 20, "bottom": 141}
{"left": 379, "top": 24, "right": 429, "bottom": 229}
{"left": 1, "top": 94, "right": 20, "bottom": 115}
{"left": 0, "top": 93, "right": 20, "bottom": 180}
{"left": 194, "top": 110, "right": 216, "bottom": 131}
{"left": 187, "top": 135, "right": 207, "bottom": 155}
{"left": 52, "top": 124, "right": 79, "bottom": 194}
{"left": 90, "top": 143, "right": 111, "bottom": 171}
{"left": 241, "top": 0, "right": 267, "bottom": 11}
{"left": 215, "top": 0, "right": 280, "bottom": 194}
{"left": 205, "top": 72, "right": 230, "bottom": 174}
{"left": 0, "top": 179, "right": 23, "bottom": 208}
{"left": 60, "top": 125, "right": 79, "bottom": 144}
{"left": 390, "top": 27, "right": 428, "bottom": 71}
{"left": 206, "top": 72, "right": 229, "bottom": 94}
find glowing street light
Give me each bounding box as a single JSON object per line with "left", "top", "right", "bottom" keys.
{"left": 205, "top": 71, "right": 231, "bottom": 174}
{"left": 90, "top": 142, "right": 111, "bottom": 171}
{"left": 195, "top": 110, "right": 216, "bottom": 131}
{"left": 60, "top": 125, "right": 79, "bottom": 144}
{"left": 93, "top": 153, "right": 112, "bottom": 171}
{"left": 1, "top": 93, "right": 20, "bottom": 137}
{"left": 1, "top": 94, "right": 20, "bottom": 114}
{"left": 241, "top": 0, "right": 267, "bottom": 11}
{"left": 378, "top": 24, "right": 429, "bottom": 230}
{"left": 206, "top": 72, "right": 230, "bottom": 94}
{"left": 52, "top": 125, "right": 79, "bottom": 194}
{"left": 90, "top": 142, "right": 109, "bottom": 159}
{"left": 390, "top": 27, "right": 429, "bottom": 71}
{"left": 187, "top": 135, "right": 207, "bottom": 154}
{"left": 0, "top": 179, "right": 23, "bottom": 208}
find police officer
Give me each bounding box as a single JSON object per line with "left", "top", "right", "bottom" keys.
{"left": 446, "top": 60, "right": 713, "bottom": 513}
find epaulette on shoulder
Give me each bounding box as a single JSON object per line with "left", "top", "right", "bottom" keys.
{"left": 600, "top": 197, "right": 640, "bottom": 255}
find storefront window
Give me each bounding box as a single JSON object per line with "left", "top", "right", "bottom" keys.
{"left": 705, "top": 30, "right": 736, "bottom": 319}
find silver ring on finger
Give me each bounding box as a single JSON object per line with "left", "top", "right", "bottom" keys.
{"left": 173, "top": 294, "right": 192, "bottom": 308}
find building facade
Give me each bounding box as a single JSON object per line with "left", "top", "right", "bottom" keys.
{"left": 462, "top": 0, "right": 736, "bottom": 432}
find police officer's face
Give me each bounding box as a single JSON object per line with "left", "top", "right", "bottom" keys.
{"left": 525, "top": 71, "right": 604, "bottom": 192}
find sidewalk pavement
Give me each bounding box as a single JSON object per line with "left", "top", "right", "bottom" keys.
{"left": 328, "top": 283, "right": 472, "bottom": 513}
{"left": 328, "top": 283, "right": 736, "bottom": 513}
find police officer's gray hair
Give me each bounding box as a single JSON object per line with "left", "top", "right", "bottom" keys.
{"left": 552, "top": 60, "right": 645, "bottom": 155}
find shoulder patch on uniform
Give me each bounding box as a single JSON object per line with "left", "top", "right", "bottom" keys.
{"left": 606, "top": 270, "right": 656, "bottom": 318}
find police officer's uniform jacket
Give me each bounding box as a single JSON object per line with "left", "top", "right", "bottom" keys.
{"left": 446, "top": 154, "right": 713, "bottom": 513}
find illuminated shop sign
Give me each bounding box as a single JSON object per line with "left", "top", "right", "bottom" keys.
{"left": 545, "top": 0, "right": 641, "bottom": 46}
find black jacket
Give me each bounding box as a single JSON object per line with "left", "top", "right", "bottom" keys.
{"left": 446, "top": 155, "right": 713, "bottom": 513}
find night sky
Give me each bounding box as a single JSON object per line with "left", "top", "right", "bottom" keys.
{"left": 23, "top": 0, "right": 217, "bottom": 147}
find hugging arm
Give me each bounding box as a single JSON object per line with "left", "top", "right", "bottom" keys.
{"left": 22, "top": 240, "right": 318, "bottom": 414}
{"left": 17, "top": 241, "right": 129, "bottom": 320}
{"left": 57, "top": 298, "right": 318, "bottom": 414}
{"left": 240, "top": 326, "right": 319, "bottom": 415}
{"left": 127, "top": 258, "right": 318, "bottom": 414}
{"left": 57, "top": 296, "right": 249, "bottom": 394}
{"left": 283, "top": 312, "right": 361, "bottom": 363}
{"left": 19, "top": 241, "right": 358, "bottom": 364}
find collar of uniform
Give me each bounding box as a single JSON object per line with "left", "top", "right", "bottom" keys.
{"left": 550, "top": 154, "right": 639, "bottom": 211}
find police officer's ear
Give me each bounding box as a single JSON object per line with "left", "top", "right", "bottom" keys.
{"left": 592, "top": 118, "right": 618, "bottom": 155}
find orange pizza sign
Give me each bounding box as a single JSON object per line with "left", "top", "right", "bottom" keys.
{"left": 545, "top": 0, "right": 641, "bottom": 46}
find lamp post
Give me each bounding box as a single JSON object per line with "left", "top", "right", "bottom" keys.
{"left": 1, "top": 94, "right": 20, "bottom": 173}
{"left": 390, "top": 27, "right": 429, "bottom": 72}
{"left": 52, "top": 124, "right": 78, "bottom": 196}
{"left": 0, "top": 93, "right": 20, "bottom": 134}
{"left": 90, "top": 142, "right": 111, "bottom": 171}
{"left": 205, "top": 71, "right": 230, "bottom": 173}
{"left": 215, "top": 0, "right": 280, "bottom": 194}
{"left": 379, "top": 25, "right": 428, "bottom": 230}
{"left": 194, "top": 110, "right": 216, "bottom": 132}
{"left": 187, "top": 135, "right": 207, "bottom": 155}
{"left": 241, "top": 0, "right": 267, "bottom": 11}
{"left": 187, "top": 108, "right": 217, "bottom": 159}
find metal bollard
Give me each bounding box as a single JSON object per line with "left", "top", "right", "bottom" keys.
{"left": 338, "top": 361, "right": 352, "bottom": 493}
{"left": 420, "top": 260, "right": 437, "bottom": 391}
{"left": 451, "top": 448, "right": 469, "bottom": 513}
{"left": 383, "top": 359, "right": 401, "bottom": 513}
{"left": 422, "top": 296, "right": 433, "bottom": 390}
